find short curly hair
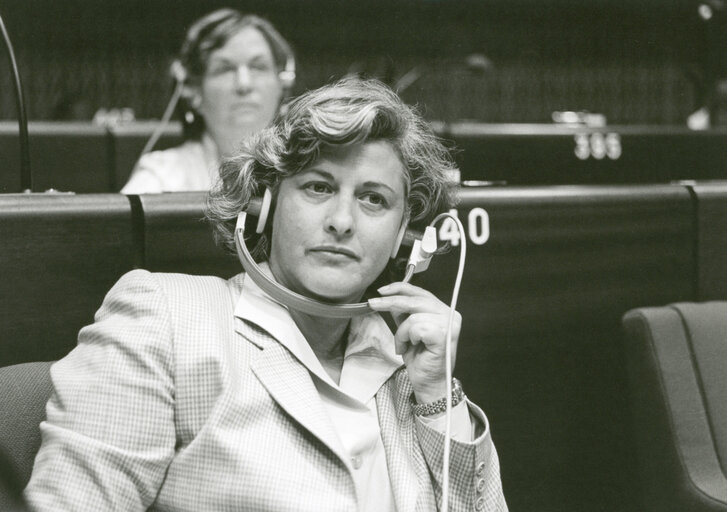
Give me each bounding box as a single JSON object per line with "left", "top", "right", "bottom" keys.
{"left": 206, "top": 77, "right": 458, "bottom": 278}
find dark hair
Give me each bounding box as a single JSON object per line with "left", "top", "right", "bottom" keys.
{"left": 206, "top": 77, "right": 458, "bottom": 282}
{"left": 175, "top": 9, "right": 294, "bottom": 140}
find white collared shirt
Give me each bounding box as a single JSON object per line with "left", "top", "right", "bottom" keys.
{"left": 121, "top": 133, "right": 220, "bottom": 194}
{"left": 234, "top": 264, "right": 474, "bottom": 512}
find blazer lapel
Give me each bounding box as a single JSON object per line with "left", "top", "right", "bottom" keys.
{"left": 236, "top": 320, "right": 349, "bottom": 467}
{"left": 376, "top": 369, "right": 434, "bottom": 512}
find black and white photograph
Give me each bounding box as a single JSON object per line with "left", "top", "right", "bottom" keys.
{"left": 1, "top": 1, "right": 726, "bottom": 511}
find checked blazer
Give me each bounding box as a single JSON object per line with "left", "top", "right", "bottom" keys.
{"left": 25, "top": 270, "right": 507, "bottom": 511}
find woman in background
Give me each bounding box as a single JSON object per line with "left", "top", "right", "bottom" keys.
{"left": 121, "top": 8, "right": 294, "bottom": 194}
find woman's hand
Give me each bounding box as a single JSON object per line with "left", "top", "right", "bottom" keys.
{"left": 368, "top": 282, "right": 461, "bottom": 404}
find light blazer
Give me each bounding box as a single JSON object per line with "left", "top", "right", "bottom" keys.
{"left": 25, "top": 270, "right": 507, "bottom": 511}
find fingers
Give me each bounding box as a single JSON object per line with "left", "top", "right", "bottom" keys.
{"left": 377, "top": 281, "right": 437, "bottom": 300}
{"left": 368, "top": 283, "right": 444, "bottom": 317}
{"left": 394, "top": 313, "right": 444, "bottom": 349}
{"left": 368, "top": 282, "right": 461, "bottom": 370}
{"left": 392, "top": 312, "right": 461, "bottom": 355}
{"left": 368, "top": 295, "right": 437, "bottom": 319}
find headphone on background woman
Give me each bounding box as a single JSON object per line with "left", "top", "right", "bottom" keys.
{"left": 141, "top": 10, "right": 296, "bottom": 157}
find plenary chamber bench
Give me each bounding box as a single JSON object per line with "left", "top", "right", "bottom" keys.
{"left": 415, "top": 184, "right": 696, "bottom": 512}
{"left": 0, "top": 122, "right": 111, "bottom": 193}
{"left": 0, "top": 121, "right": 183, "bottom": 194}
{"left": 440, "top": 122, "right": 727, "bottom": 185}
{"left": 2, "top": 182, "right": 726, "bottom": 512}
{"left": 3, "top": 121, "right": 727, "bottom": 193}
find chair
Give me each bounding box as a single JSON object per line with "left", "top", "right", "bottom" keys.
{"left": 137, "top": 192, "right": 240, "bottom": 278}
{"left": 623, "top": 302, "right": 727, "bottom": 512}
{"left": 0, "top": 362, "right": 54, "bottom": 510}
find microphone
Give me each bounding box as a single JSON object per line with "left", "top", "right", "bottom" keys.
{"left": 463, "top": 53, "right": 493, "bottom": 76}
{"left": 393, "top": 53, "right": 494, "bottom": 96}
{"left": 0, "top": 9, "right": 31, "bottom": 192}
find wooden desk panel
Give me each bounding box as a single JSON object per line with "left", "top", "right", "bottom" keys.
{"left": 0, "top": 193, "right": 135, "bottom": 365}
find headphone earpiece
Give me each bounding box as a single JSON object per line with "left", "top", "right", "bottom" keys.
{"left": 278, "top": 64, "right": 296, "bottom": 91}
{"left": 170, "top": 60, "right": 187, "bottom": 84}
{"left": 170, "top": 60, "right": 202, "bottom": 112}
{"left": 255, "top": 188, "right": 273, "bottom": 234}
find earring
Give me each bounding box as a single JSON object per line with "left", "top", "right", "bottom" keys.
{"left": 184, "top": 94, "right": 202, "bottom": 124}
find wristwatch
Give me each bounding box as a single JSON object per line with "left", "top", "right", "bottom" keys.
{"left": 410, "top": 378, "right": 466, "bottom": 417}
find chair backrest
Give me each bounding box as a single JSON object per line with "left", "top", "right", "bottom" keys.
{"left": 693, "top": 182, "right": 727, "bottom": 301}
{"left": 0, "top": 362, "right": 54, "bottom": 511}
{"left": 137, "top": 192, "right": 239, "bottom": 277}
{"left": 623, "top": 302, "right": 727, "bottom": 512}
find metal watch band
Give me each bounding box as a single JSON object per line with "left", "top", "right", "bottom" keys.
{"left": 410, "top": 378, "right": 466, "bottom": 417}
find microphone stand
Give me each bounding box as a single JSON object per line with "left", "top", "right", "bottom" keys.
{"left": 0, "top": 10, "right": 32, "bottom": 192}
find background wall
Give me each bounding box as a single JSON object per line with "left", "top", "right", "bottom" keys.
{"left": 0, "top": 0, "right": 718, "bottom": 125}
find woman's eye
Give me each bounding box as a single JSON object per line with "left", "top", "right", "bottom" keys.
{"left": 361, "top": 193, "right": 387, "bottom": 208}
{"left": 305, "top": 182, "right": 331, "bottom": 195}
{"left": 250, "top": 61, "right": 272, "bottom": 72}
{"left": 208, "top": 64, "right": 235, "bottom": 76}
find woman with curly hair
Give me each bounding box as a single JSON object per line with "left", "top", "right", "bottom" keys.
{"left": 27, "top": 77, "right": 507, "bottom": 512}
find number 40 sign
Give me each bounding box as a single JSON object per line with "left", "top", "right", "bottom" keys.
{"left": 437, "top": 208, "right": 490, "bottom": 246}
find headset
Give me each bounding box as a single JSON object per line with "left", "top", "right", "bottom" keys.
{"left": 234, "top": 188, "right": 439, "bottom": 318}
{"left": 169, "top": 45, "right": 296, "bottom": 92}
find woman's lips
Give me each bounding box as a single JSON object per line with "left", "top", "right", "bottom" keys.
{"left": 308, "top": 246, "right": 360, "bottom": 260}
{"left": 231, "top": 101, "right": 259, "bottom": 112}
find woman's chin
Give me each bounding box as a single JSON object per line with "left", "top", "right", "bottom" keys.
{"left": 304, "top": 287, "right": 360, "bottom": 304}
{"left": 299, "top": 279, "right": 365, "bottom": 304}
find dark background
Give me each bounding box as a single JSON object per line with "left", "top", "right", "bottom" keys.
{"left": 1, "top": 0, "right": 722, "bottom": 125}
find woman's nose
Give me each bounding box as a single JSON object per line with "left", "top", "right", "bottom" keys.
{"left": 234, "top": 65, "right": 253, "bottom": 92}
{"left": 325, "top": 198, "right": 354, "bottom": 236}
